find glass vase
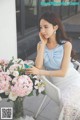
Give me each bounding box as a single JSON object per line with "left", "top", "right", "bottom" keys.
{"left": 13, "top": 97, "right": 24, "bottom": 120}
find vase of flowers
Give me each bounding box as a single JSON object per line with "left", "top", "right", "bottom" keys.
{"left": 13, "top": 97, "right": 24, "bottom": 119}
{"left": 0, "top": 57, "right": 45, "bottom": 120}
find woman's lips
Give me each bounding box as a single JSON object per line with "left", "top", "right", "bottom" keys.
{"left": 43, "top": 34, "right": 48, "bottom": 37}
{"left": 41, "top": 33, "right": 49, "bottom": 38}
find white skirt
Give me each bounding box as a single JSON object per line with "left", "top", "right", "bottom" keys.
{"left": 49, "top": 67, "right": 80, "bottom": 120}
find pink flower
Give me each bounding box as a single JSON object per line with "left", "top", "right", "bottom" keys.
{"left": 0, "top": 59, "right": 9, "bottom": 72}
{"left": 11, "top": 75, "right": 33, "bottom": 97}
{"left": 8, "top": 64, "right": 23, "bottom": 76}
{"left": 9, "top": 64, "right": 22, "bottom": 72}
{"left": 0, "top": 66, "right": 2, "bottom": 72}
{"left": 0, "top": 72, "right": 12, "bottom": 93}
{"left": 0, "top": 59, "right": 8, "bottom": 66}
{"left": 0, "top": 57, "right": 45, "bottom": 101}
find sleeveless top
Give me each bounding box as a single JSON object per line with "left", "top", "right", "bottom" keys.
{"left": 43, "top": 43, "right": 80, "bottom": 90}
{"left": 43, "top": 43, "right": 74, "bottom": 70}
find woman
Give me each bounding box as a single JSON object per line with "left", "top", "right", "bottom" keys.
{"left": 26, "top": 11, "right": 80, "bottom": 119}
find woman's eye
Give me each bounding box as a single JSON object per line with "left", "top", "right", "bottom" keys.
{"left": 45, "top": 26, "right": 48, "bottom": 28}
{"left": 45, "top": 27, "right": 48, "bottom": 28}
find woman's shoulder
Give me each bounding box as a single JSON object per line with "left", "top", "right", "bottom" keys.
{"left": 64, "top": 41, "right": 72, "bottom": 49}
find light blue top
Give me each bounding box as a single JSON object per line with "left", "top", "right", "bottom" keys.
{"left": 43, "top": 43, "right": 74, "bottom": 70}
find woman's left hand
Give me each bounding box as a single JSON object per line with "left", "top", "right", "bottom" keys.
{"left": 25, "top": 66, "right": 40, "bottom": 75}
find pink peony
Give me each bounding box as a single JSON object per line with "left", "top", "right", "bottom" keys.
{"left": 11, "top": 75, "right": 33, "bottom": 97}
{"left": 0, "top": 59, "right": 8, "bottom": 66}
{"left": 0, "top": 72, "right": 12, "bottom": 93}
{"left": 9, "top": 64, "right": 22, "bottom": 73}
{"left": 0, "top": 59, "right": 9, "bottom": 72}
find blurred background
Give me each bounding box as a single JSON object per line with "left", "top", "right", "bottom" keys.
{"left": 16, "top": 0, "right": 80, "bottom": 61}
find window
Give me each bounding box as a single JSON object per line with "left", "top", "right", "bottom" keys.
{"left": 69, "top": 0, "right": 77, "bottom": 16}
{"left": 24, "top": 0, "right": 38, "bottom": 29}
{"left": 16, "top": 0, "right": 21, "bottom": 34}
{"left": 40, "top": 0, "right": 52, "bottom": 14}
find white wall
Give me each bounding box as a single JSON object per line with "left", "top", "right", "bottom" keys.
{"left": 0, "top": 0, "right": 17, "bottom": 60}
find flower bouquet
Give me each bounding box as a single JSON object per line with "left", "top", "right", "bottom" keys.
{"left": 0, "top": 57, "right": 45, "bottom": 120}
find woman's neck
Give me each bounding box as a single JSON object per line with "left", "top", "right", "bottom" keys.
{"left": 46, "top": 36, "right": 58, "bottom": 49}
{"left": 48, "top": 35, "right": 57, "bottom": 45}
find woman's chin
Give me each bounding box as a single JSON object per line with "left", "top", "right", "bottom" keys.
{"left": 44, "top": 36, "right": 49, "bottom": 39}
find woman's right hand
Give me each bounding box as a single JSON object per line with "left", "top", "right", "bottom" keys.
{"left": 39, "top": 32, "right": 48, "bottom": 45}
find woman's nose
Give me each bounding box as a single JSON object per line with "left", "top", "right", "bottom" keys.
{"left": 40, "top": 28, "right": 45, "bottom": 33}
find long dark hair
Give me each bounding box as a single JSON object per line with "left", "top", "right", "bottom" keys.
{"left": 39, "top": 11, "right": 76, "bottom": 60}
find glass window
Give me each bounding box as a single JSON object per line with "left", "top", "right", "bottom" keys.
{"left": 16, "top": 0, "right": 21, "bottom": 33}
{"left": 52, "top": 0, "right": 61, "bottom": 5}
{"left": 24, "top": 0, "right": 38, "bottom": 29}
{"left": 51, "top": 0, "right": 61, "bottom": 1}
{"left": 60, "top": 0, "right": 70, "bottom": 19}
{"left": 69, "top": 0, "right": 77, "bottom": 16}
{"left": 40, "top": 0, "right": 52, "bottom": 14}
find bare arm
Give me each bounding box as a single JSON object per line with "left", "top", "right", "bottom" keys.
{"left": 35, "top": 42, "right": 45, "bottom": 69}
{"left": 35, "top": 32, "right": 47, "bottom": 69}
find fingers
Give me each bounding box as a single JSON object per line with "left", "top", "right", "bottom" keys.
{"left": 39, "top": 32, "right": 43, "bottom": 38}
{"left": 25, "top": 68, "right": 32, "bottom": 74}
{"left": 39, "top": 32, "right": 43, "bottom": 40}
{"left": 26, "top": 71, "right": 32, "bottom": 74}
{"left": 25, "top": 66, "right": 35, "bottom": 74}
{"left": 26, "top": 70, "right": 32, "bottom": 74}
{"left": 39, "top": 32, "right": 47, "bottom": 45}
{"left": 25, "top": 66, "right": 38, "bottom": 75}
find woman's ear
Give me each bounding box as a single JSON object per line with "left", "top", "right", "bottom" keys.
{"left": 54, "top": 25, "right": 58, "bottom": 31}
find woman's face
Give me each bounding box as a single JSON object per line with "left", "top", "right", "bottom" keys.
{"left": 40, "top": 19, "right": 55, "bottom": 39}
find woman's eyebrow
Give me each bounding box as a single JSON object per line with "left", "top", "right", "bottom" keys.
{"left": 44, "top": 25, "right": 48, "bottom": 27}
{"left": 40, "top": 24, "right": 48, "bottom": 27}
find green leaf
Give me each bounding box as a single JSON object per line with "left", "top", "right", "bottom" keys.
{"left": 7, "top": 99, "right": 12, "bottom": 102}
{"left": 41, "top": 91, "right": 46, "bottom": 95}
{"left": 36, "top": 90, "right": 39, "bottom": 96}
{"left": 5, "top": 58, "right": 14, "bottom": 71}
{"left": 28, "top": 91, "right": 33, "bottom": 96}
{"left": 0, "top": 93, "right": 8, "bottom": 98}
{"left": 18, "top": 59, "right": 22, "bottom": 64}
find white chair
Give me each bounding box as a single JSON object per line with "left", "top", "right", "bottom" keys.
{"left": 72, "top": 60, "right": 80, "bottom": 72}
{"left": 34, "top": 75, "right": 62, "bottom": 119}
{"left": 34, "top": 60, "right": 80, "bottom": 119}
